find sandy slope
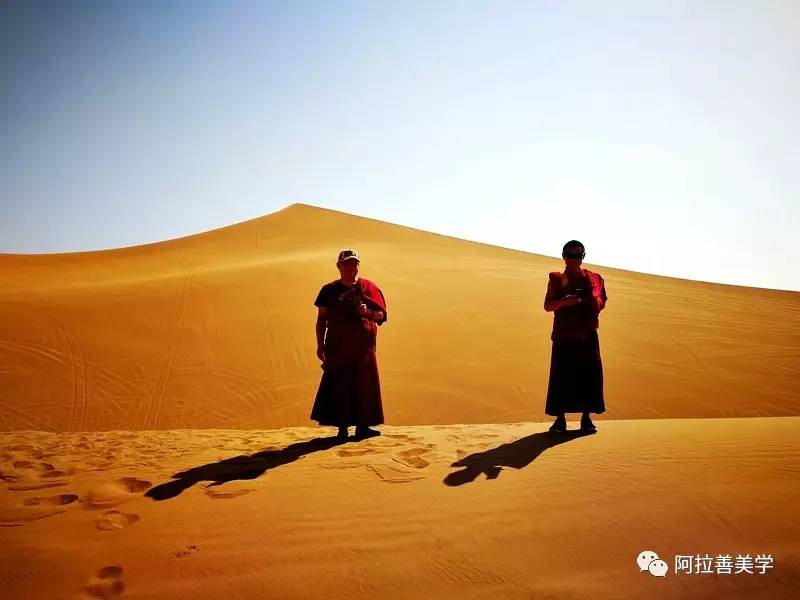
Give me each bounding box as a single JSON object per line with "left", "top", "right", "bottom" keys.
{"left": 2, "top": 205, "right": 797, "bottom": 600}
{"left": 0, "top": 204, "right": 798, "bottom": 431}
{"left": 1, "top": 417, "right": 798, "bottom": 599}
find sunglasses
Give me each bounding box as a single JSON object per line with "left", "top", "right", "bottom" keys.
{"left": 563, "top": 251, "right": 585, "bottom": 259}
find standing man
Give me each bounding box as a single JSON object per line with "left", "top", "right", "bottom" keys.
{"left": 543, "top": 240, "right": 607, "bottom": 432}
{"left": 312, "top": 249, "right": 388, "bottom": 440}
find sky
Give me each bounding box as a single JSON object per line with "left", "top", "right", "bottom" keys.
{"left": 1, "top": 0, "right": 798, "bottom": 291}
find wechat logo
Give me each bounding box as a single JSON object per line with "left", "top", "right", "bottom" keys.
{"left": 637, "top": 550, "right": 668, "bottom": 577}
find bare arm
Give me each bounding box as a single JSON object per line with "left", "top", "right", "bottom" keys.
{"left": 544, "top": 297, "right": 566, "bottom": 312}
{"left": 543, "top": 276, "right": 578, "bottom": 312}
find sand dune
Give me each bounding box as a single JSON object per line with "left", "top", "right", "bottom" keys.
{"left": 1, "top": 208, "right": 798, "bottom": 599}
{"left": 1, "top": 418, "right": 797, "bottom": 599}
{"left": 0, "top": 203, "right": 798, "bottom": 431}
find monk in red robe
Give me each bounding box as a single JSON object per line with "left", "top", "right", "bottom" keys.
{"left": 312, "top": 249, "right": 388, "bottom": 440}
{"left": 543, "top": 240, "right": 608, "bottom": 433}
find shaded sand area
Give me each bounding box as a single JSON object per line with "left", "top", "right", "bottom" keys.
{"left": 2, "top": 418, "right": 798, "bottom": 599}
{"left": 1, "top": 204, "right": 799, "bottom": 431}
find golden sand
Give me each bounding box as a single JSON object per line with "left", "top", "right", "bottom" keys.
{"left": 0, "top": 204, "right": 797, "bottom": 431}
{"left": 1, "top": 204, "right": 798, "bottom": 599}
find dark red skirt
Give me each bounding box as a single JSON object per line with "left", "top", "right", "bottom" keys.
{"left": 545, "top": 329, "right": 605, "bottom": 416}
{"left": 311, "top": 343, "right": 384, "bottom": 427}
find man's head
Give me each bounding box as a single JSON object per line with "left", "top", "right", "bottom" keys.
{"left": 562, "top": 240, "right": 585, "bottom": 266}
{"left": 336, "top": 249, "right": 360, "bottom": 280}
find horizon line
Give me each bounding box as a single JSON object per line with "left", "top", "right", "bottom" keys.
{"left": 1, "top": 201, "right": 797, "bottom": 295}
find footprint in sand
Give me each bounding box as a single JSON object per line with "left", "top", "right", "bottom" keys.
{"left": 41, "top": 469, "right": 68, "bottom": 478}
{"left": 82, "top": 565, "right": 124, "bottom": 599}
{"left": 22, "top": 494, "right": 79, "bottom": 507}
{"left": 0, "top": 471, "right": 22, "bottom": 483}
{"left": 116, "top": 478, "right": 152, "bottom": 493}
{"left": 366, "top": 464, "right": 426, "bottom": 483}
{"left": 12, "top": 460, "right": 58, "bottom": 475}
{"left": 336, "top": 447, "right": 379, "bottom": 457}
{"left": 173, "top": 544, "right": 198, "bottom": 558}
{"left": 96, "top": 510, "right": 140, "bottom": 531}
{"left": 203, "top": 487, "right": 255, "bottom": 500}
{"left": 83, "top": 478, "right": 153, "bottom": 510}
{"left": 391, "top": 447, "right": 435, "bottom": 469}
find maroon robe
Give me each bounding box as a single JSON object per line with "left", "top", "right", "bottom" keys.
{"left": 544, "top": 269, "right": 607, "bottom": 416}
{"left": 311, "top": 278, "right": 387, "bottom": 427}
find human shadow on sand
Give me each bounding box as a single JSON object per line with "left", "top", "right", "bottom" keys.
{"left": 444, "top": 430, "right": 595, "bottom": 486}
{"left": 146, "top": 435, "right": 346, "bottom": 501}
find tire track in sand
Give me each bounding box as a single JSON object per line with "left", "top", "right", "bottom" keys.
{"left": 0, "top": 340, "right": 64, "bottom": 364}
{"left": 142, "top": 275, "right": 191, "bottom": 430}
{"left": 0, "top": 301, "right": 88, "bottom": 432}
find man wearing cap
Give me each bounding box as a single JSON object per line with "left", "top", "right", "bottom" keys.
{"left": 312, "top": 249, "right": 388, "bottom": 440}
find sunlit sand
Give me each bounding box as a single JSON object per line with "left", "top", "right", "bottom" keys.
{"left": 1, "top": 204, "right": 798, "bottom": 599}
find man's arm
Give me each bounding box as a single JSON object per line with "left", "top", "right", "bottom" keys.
{"left": 357, "top": 303, "right": 384, "bottom": 321}
{"left": 316, "top": 307, "right": 328, "bottom": 360}
{"left": 544, "top": 276, "right": 571, "bottom": 312}
{"left": 544, "top": 297, "right": 569, "bottom": 312}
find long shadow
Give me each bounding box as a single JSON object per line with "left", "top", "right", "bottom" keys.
{"left": 444, "top": 430, "right": 594, "bottom": 486}
{"left": 146, "top": 435, "right": 346, "bottom": 501}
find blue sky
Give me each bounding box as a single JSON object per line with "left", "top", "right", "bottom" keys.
{"left": 1, "top": 1, "right": 798, "bottom": 291}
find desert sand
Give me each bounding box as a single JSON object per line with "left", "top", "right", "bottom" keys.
{"left": 1, "top": 419, "right": 798, "bottom": 599}
{"left": 1, "top": 204, "right": 798, "bottom": 599}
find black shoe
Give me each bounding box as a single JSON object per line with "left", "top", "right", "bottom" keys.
{"left": 549, "top": 417, "right": 567, "bottom": 433}
{"left": 336, "top": 427, "right": 349, "bottom": 440}
{"left": 354, "top": 427, "right": 380, "bottom": 439}
{"left": 580, "top": 417, "right": 597, "bottom": 432}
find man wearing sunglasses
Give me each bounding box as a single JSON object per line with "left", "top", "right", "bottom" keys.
{"left": 543, "top": 240, "right": 607, "bottom": 433}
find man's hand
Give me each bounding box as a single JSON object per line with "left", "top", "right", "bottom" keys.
{"left": 560, "top": 296, "right": 581, "bottom": 307}
{"left": 357, "top": 303, "right": 369, "bottom": 316}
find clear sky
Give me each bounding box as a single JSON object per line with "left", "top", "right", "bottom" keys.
{"left": 1, "top": 1, "right": 798, "bottom": 291}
